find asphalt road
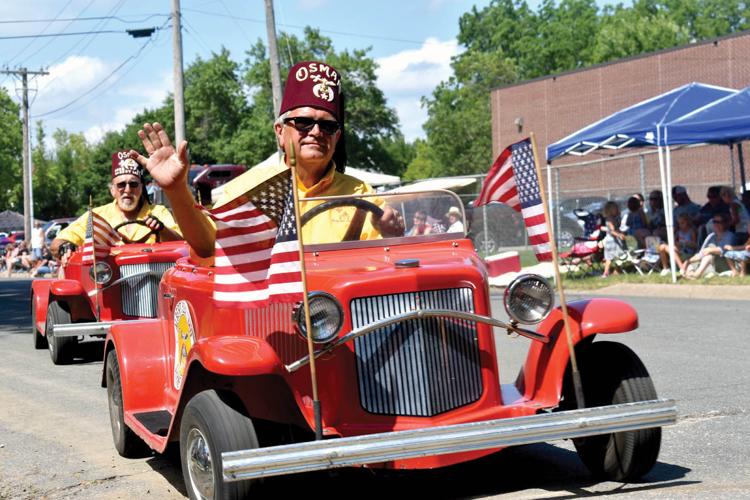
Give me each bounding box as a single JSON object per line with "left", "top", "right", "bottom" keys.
{"left": 1, "top": 278, "right": 748, "bottom": 499}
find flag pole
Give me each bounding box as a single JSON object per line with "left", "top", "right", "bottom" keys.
{"left": 287, "top": 140, "right": 323, "bottom": 440}
{"left": 89, "top": 195, "right": 101, "bottom": 322}
{"left": 529, "top": 133, "right": 585, "bottom": 409}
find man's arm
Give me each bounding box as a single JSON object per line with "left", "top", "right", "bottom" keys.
{"left": 130, "top": 123, "right": 216, "bottom": 257}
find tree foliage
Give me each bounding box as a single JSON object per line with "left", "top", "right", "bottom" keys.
{"left": 0, "top": 89, "right": 23, "bottom": 211}
{"left": 415, "top": 0, "right": 750, "bottom": 179}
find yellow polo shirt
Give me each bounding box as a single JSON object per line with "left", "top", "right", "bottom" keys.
{"left": 214, "top": 156, "right": 379, "bottom": 243}
{"left": 57, "top": 201, "right": 181, "bottom": 246}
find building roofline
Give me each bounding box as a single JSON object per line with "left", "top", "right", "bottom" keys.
{"left": 491, "top": 29, "right": 750, "bottom": 92}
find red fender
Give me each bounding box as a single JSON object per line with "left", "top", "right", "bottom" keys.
{"left": 104, "top": 320, "right": 171, "bottom": 413}
{"left": 517, "top": 298, "right": 639, "bottom": 407}
{"left": 50, "top": 279, "right": 85, "bottom": 296}
{"left": 30, "top": 279, "right": 53, "bottom": 334}
{"left": 189, "top": 336, "right": 283, "bottom": 376}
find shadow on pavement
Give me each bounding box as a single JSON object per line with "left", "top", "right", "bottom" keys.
{"left": 144, "top": 441, "right": 693, "bottom": 499}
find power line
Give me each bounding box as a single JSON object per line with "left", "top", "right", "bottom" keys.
{"left": 182, "top": 7, "right": 424, "bottom": 46}
{"left": 6, "top": 0, "right": 74, "bottom": 66}
{"left": 31, "top": 34, "right": 157, "bottom": 119}
{"left": 0, "top": 13, "right": 167, "bottom": 24}
{"left": 0, "top": 28, "right": 163, "bottom": 40}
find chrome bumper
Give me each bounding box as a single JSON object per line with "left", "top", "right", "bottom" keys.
{"left": 52, "top": 319, "right": 155, "bottom": 337}
{"left": 223, "top": 399, "right": 676, "bottom": 482}
{"left": 52, "top": 321, "right": 117, "bottom": 337}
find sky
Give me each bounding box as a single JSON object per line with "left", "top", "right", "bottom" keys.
{"left": 0, "top": 0, "right": 501, "bottom": 148}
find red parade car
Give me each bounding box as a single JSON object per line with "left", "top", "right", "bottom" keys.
{"left": 101, "top": 190, "right": 675, "bottom": 500}
{"left": 30, "top": 223, "right": 188, "bottom": 365}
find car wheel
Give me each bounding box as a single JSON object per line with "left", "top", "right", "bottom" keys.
{"left": 180, "top": 390, "right": 259, "bottom": 500}
{"left": 32, "top": 294, "right": 47, "bottom": 349}
{"left": 473, "top": 231, "right": 498, "bottom": 254}
{"left": 46, "top": 301, "right": 77, "bottom": 364}
{"left": 569, "top": 341, "right": 662, "bottom": 482}
{"left": 106, "top": 350, "right": 150, "bottom": 458}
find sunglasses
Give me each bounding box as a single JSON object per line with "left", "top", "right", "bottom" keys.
{"left": 712, "top": 219, "right": 725, "bottom": 224}
{"left": 283, "top": 116, "right": 340, "bottom": 135}
{"left": 115, "top": 181, "right": 141, "bottom": 190}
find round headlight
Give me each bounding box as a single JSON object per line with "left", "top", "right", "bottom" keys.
{"left": 88, "top": 262, "right": 113, "bottom": 285}
{"left": 293, "top": 292, "right": 343, "bottom": 344}
{"left": 503, "top": 274, "right": 554, "bottom": 324}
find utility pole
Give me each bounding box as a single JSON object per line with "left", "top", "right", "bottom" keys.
{"left": 264, "top": 0, "right": 283, "bottom": 116}
{"left": 172, "top": 0, "right": 186, "bottom": 144}
{"left": 1, "top": 67, "right": 48, "bottom": 238}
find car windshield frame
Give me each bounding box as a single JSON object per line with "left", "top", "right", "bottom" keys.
{"left": 299, "top": 189, "right": 467, "bottom": 252}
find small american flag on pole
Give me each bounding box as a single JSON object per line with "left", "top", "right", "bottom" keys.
{"left": 475, "top": 138, "right": 552, "bottom": 261}
{"left": 203, "top": 169, "right": 303, "bottom": 308}
{"left": 82, "top": 210, "right": 121, "bottom": 264}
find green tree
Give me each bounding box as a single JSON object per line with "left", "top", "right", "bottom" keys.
{"left": 0, "top": 89, "right": 23, "bottom": 211}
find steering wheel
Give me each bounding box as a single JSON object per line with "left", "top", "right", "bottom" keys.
{"left": 113, "top": 219, "right": 161, "bottom": 244}
{"left": 300, "top": 198, "right": 384, "bottom": 241}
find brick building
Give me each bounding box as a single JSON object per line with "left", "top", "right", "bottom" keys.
{"left": 490, "top": 30, "right": 750, "bottom": 204}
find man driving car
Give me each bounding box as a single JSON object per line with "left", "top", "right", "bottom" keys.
{"left": 131, "top": 60, "right": 403, "bottom": 256}
{"left": 50, "top": 151, "right": 182, "bottom": 257}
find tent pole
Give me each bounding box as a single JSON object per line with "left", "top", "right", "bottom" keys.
{"left": 547, "top": 163, "right": 555, "bottom": 237}
{"left": 729, "top": 143, "right": 737, "bottom": 191}
{"left": 738, "top": 143, "right": 747, "bottom": 194}
{"left": 639, "top": 154, "right": 646, "bottom": 198}
{"left": 657, "top": 140, "right": 677, "bottom": 283}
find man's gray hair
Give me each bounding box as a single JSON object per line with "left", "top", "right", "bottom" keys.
{"left": 274, "top": 111, "right": 291, "bottom": 127}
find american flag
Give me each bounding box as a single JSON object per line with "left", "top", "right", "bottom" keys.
{"left": 475, "top": 138, "right": 552, "bottom": 261}
{"left": 82, "top": 210, "right": 121, "bottom": 264}
{"left": 204, "top": 169, "right": 303, "bottom": 308}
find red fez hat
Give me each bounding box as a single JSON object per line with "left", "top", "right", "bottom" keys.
{"left": 111, "top": 151, "right": 143, "bottom": 179}
{"left": 280, "top": 61, "right": 347, "bottom": 171}
{"left": 280, "top": 61, "right": 342, "bottom": 121}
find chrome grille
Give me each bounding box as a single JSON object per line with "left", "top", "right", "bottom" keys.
{"left": 120, "top": 262, "right": 175, "bottom": 317}
{"left": 351, "top": 288, "right": 482, "bottom": 417}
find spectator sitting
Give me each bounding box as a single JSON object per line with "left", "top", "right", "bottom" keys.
{"left": 620, "top": 195, "right": 649, "bottom": 247}
{"left": 406, "top": 210, "right": 433, "bottom": 237}
{"left": 30, "top": 245, "right": 57, "bottom": 278}
{"left": 719, "top": 185, "right": 749, "bottom": 243}
{"left": 4, "top": 242, "right": 32, "bottom": 277}
{"left": 723, "top": 237, "right": 750, "bottom": 277}
{"left": 445, "top": 206, "right": 465, "bottom": 233}
{"left": 646, "top": 190, "right": 667, "bottom": 242}
{"left": 695, "top": 186, "right": 730, "bottom": 241}
{"left": 657, "top": 213, "right": 698, "bottom": 276}
{"left": 601, "top": 201, "right": 627, "bottom": 278}
{"left": 742, "top": 190, "right": 750, "bottom": 216}
{"left": 682, "top": 213, "right": 735, "bottom": 279}
{"left": 672, "top": 185, "right": 701, "bottom": 223}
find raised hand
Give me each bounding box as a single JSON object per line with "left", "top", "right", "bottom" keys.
{"left": 130, "top": 123, "right": 189, "bottom": 192}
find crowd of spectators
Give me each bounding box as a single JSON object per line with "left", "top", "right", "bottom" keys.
{"left": 1, "top": 224, "right": 58, "bottom": 278}
{"left": 603, "top": 184, "right": 750, "bottom": 279}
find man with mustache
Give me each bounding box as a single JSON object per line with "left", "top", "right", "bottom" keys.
{"left": 50, "top": 152, "right": 182, "bottom": 257}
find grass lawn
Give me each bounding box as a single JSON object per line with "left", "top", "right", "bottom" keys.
{"left": 514, "top": 248, "right": 750, "bottom": 290}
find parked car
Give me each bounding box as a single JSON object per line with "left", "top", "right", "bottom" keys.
{"left": 102, "top": 189, "right": 674, "bottom": 499}
{"left": 43, "top": 217, "right": 76, "bottom": 245}
{"left": 189, "top": 164, "right": 247, "bottom": 205}
{"left": 30, "top": 224, "right": 188, "bottom": 365}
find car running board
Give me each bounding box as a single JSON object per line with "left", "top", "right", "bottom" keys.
{"left": 223, "top": 399, "right": 676, "bottom": 482}
{"left": 52, "top": 319, "right": 156, "bottom": 338}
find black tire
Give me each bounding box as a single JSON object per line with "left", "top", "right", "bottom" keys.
{"left": 46, "top": 301, "right": 77, "bottom": 364}
{"left": 106, "top": 350, "right": 151, "bottom": 458}
{"left": 32, "top": 295, "right": 47, "bottom": 349}
{"left": 570, "top": 341, "right": 662, "bottom": 482}
{"left": 180, "top": 390, "right": 259, "bottom": 500}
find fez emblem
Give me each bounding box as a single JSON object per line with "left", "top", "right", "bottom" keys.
{"left": 311, "top": 75, "right": 337, "bottom": 102}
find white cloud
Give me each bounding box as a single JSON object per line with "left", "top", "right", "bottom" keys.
{"left": 31, "top": 56, "right": 112, "bottom": 114}
{"left": 376, "top": 38, "right": 459, "bottom": 141}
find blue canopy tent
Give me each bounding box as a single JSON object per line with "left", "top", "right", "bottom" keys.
{"left": 545, "top": 82, "right": 738, "bottom": 281}
{"left": 664, "top": 86, "right": 750, "bottom": 191}
{"left": 547, "top": 82, "right": 736, "bottom": 161}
